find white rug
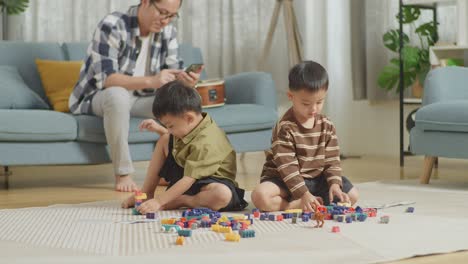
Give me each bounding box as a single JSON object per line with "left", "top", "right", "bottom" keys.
{"left": 1, "top": 181, "right": 468, "bottom": 264}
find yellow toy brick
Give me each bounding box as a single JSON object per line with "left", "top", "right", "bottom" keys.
{"left": 225, "top": 232, "right": 240, "bottom": 242}
{"left": 285, "top": 209, "right": 303, "bottom": 213}
{"left": 135, "top": 193, "right": 147, "bottom": 200}
{"left": 337, "top": 202, "right": 351, "bottom": 207}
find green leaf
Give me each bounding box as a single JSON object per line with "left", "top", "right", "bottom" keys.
{"left": 383, "top": 30, "right": 409, "bottom": 52}
{"left": 397, "top": 6, "right": 421, "bottom": 24}
{"left": 402, "top": 46, "right": 420, "bottom": 69}
{"left": 0, "top": 0, "right": 29, "bottom": 15}
{"left": 415, "top": 21, "right": 438, "bottom": 46}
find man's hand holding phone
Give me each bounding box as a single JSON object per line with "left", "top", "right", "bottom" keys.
{"left": 177, "top": 63, "right": 204, "bottom": 88}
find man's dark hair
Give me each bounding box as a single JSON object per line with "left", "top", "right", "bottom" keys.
{"left": 288, "top": 61, "right": 329, "bottom": 92}
{"left": 152, "top": 81, "right": 202, "bottom": 118}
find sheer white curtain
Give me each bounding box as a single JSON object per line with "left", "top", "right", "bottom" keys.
{"left": 11, "top": 0, "right": 291, "bottom": 111}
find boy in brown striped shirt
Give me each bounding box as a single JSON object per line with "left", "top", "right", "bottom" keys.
{"left": 251, "top": 61, "right": 359, "bottom": 212}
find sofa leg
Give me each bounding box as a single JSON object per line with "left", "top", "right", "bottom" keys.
{"left": 421, "top": 156, "right": 436, "bottom": 184}
{"left": 2, "top": 166, "right": 11, "bottom": 190}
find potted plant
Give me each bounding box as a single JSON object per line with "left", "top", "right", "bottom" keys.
{"left": 377, "top": 6, "right": 438, "bottom": 97}
{"left": 1, "top": 0, "right": 29, "bottom": 40}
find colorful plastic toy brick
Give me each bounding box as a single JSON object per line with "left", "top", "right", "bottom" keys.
{"left": 146, "top": 212, "right": 156, "bottom": 219}
{"left": 337, "top": 202, "right": 351, "bottom": 207}
{"left": 292, "top": 216, "right": 297, "bottom": 224}
{"left": 176, "top": 236, "right": 185, "bottom": 246}
{"left": 345, "top": 216, "right": 353, "bottom": 223}
{"left": 276, "top": 215, "right": 284, "bottom": 221}
{"left": 135, "top": 199, "right": 142, "bottom": 207}
{"left": 285, "top": 209, "right": 303, "bottom": 214}
{"left": 380, "top": 215, "right": 390, "bottom": 224}
{"left": 357, "top": 214, "right": 367, "bottom": 222}
{"left": 190, "top": 223, "right": 199, "bottom": 230}
{"left": 177, "top": 229, "right": 192, "bottom": 237}
{"left": 240, "top": 229, "right": 256, "bottom": 238}
{"left": 253, "top": 211, "right": 260, "bottom": 218}
{"left": 132, "top": 208, "right": 141, "bottom": 215}
{"left": 406, "top": 207, "right": 415, "bottom": 213}
{"left": 252, "top": 208, "right": 260, "bottom": 213}
{"left": 135, "top": 192, "right": 147, "bottom": 200}
{"left": 225, "top": 232, "right": 240, "bottom": 242}
{"left": 161, "top": 224, "right": 181, "bottom": 233}
{"left": 268, "top": 215, "right": 275, "bottom": 221}
{"left": 260, "top": 214, "right": 267, "bottom": 221}
{"left": 331, "top": 226, "right": 340, "bottom": 233}
{"left": 302, "top": 214, "right": 310, "bottom": 222}
{"left": 337, "top": 215, "right": 345, "bottom": 222}
{"left": 161, "top": 218, "right": 177, "bottom": 225}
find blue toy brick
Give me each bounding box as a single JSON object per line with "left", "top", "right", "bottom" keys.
{"left": 345, "top": 216, "right": 353, "bottom": 223}
{"left": 232, "top": 223, "right": 240, "bottom": 231}
{"left": 302, "top": 215, "right": 310, "bottom": 222}
{"left": 337, "top": 215, "right": 345, "bottom": 222}
{"left": 252, "top": 208, "right": 260, "bottom": 213}
{"left": 132, "top": 208, "right": 141, "bottom": 215}
{"left": 250, "top": 219, "right": 254, "bottom": 225}
{"left": 355, "top": 206, "right": 363, "bottom": 213}
{"left": 245, "top": 213, "right": 251, "bottom": 220}
{"left": 177, "top": 229, "right": 192, "bottom": 237}
{"left": 268, "top": 215, "right": 275, "bottom": 221}
{"left": 260, "top": 215, "right": 267, "bottom": 221}
{"left": 406, "top": 207, "right": 415, "bottom": 213}
{"left": 200, "top": 220, "right": 211, "bottom": 228}
{"left": 357, "top": 214, "right": 367, "bottom": 222}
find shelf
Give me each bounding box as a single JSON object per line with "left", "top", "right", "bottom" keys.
{"left": 403, "top": 0, "right": 456, "bottom": 7}
{"left": 429, "top": 45, "right": 468, "bottom": 65}
{"left": 403, "top": 98, "right": 422, "bottom": 104}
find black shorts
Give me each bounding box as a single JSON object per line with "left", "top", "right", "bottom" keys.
{"left": 261, "top": 175, "right": 354, "bottom": 205}
{"left": 159, "top": 136, "right": 248, "bottom": 212}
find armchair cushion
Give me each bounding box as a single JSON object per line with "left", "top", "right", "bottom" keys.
{"left": 415, "top": 100, "right": 468, "bottom": 133}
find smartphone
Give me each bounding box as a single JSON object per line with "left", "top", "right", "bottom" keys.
{"left": 184, "top": 63, "right": 204, "bottom": 73}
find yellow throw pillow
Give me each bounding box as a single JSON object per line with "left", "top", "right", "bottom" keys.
{"left": 35, "top": 59, "right": 83, "bottom": 112}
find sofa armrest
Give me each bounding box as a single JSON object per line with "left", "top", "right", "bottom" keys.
{"left": 224, "top": 72, "right": 277, "bottom": 110}
{"left": 423, "top": 66, "right": 468, "bottom": 106}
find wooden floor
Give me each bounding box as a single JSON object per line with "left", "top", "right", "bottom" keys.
{"left": 1, "top": 153, "right": 468, "bottom": 263}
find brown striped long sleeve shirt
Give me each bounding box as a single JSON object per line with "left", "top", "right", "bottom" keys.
{"left": 261, "top": 108, "right": 343, "bottom": 199}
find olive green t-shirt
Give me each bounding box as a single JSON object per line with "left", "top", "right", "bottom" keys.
{"left": 172, "top": 113, "right": 237, "bottom": 185}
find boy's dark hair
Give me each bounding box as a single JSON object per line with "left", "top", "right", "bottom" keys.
{"left": 148, "top": 0, "right": 183, "bottom": 6}
{"left": 288, "top": 61, "right": 329, "bottom": 92}
{"left": 152, "top": 81, "right": 202, "bottom": 118}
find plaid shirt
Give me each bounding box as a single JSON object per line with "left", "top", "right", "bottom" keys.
{"left": 69, "top": 5, "right": 183, "bottom": 114}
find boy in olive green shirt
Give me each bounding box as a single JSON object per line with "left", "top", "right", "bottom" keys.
{"left": 122, "top": 81, "right": 247, "bottom": 212}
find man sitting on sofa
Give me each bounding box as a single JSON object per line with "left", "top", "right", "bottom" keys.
{"left": 69, "top": 0, "right": 201, "bottom": 192}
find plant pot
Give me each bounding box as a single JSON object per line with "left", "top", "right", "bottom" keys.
{"left": 412, "top": 78, "right": 423, "bottom": 98}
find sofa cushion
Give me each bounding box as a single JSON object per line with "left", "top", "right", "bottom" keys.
{"left": 35, "top": 59, "right": 83, "bottom": 112}
{"left": 0, "top": 110, "right": 77, "bottom": 141}
{"left": 0, "top": 66, "right": 49, "bottom": 110}
{"left": 74, "top": 104, "right": 276, "bottom": 143}
{"left": 74, "top": 115, "right": 159, "bottom": 143}
{"left": 205, "top": 104, "right": 277, "bottom": 133}
{"left": 415, "top": 100, "right": 468, "bottom": 133}
{"left": 0, "top": 42, "right": 66, "bottom": 103}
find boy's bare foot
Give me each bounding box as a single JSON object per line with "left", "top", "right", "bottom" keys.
{"left": 115, "top": 175, "right": 137, "bottom": 192}
{"left": 121, "top": 195, "right": 135, "bottom": 208}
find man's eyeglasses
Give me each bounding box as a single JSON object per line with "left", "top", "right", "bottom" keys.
{"left": 151, "top": 2, "right": 179, "bottom": 21}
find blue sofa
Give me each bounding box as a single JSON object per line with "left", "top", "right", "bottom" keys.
{"left": 410, "top": 66, "right": 468, "bottom": 184}
{"left": 0, "top": 41, "right": 278, "bottom": 189}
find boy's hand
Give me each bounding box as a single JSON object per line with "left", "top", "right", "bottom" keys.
{"left": 300, "top": 191, "right": 321, "bottom": 212}
{"left": 177, "top": 67, "right": 203, "bottom": 88}
{"left": 138, "top": 198, "right": 163, "bottom": 214}
{"left": 329, "top": 183, "right": 350, "bottom": 204}
{"left": 139, "top": 119, "right": 168, "bottom": 135}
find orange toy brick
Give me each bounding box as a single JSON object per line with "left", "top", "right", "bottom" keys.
{"left": 176, "top": 236, "right": 185, "bottom": 246}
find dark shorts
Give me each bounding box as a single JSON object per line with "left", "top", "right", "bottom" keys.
{"left": 261, "top": 175, "right": 354, "bottom": 205}
{"left": 159, "top": 136, "right": 248, "bottom": 212}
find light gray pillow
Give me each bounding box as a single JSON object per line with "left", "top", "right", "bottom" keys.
{"left": 0, "top": 65, "right": 49, "bottom": 109}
